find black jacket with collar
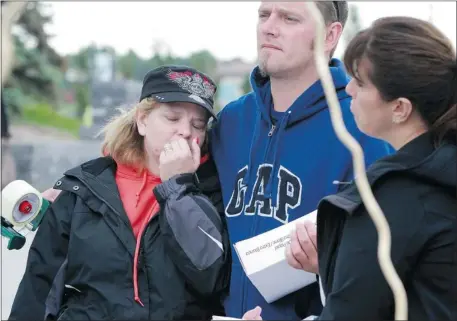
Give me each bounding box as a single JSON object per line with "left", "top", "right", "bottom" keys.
{"left": 9, "top": 155, "right": 231, "bottom": 320}
{"left": 316, "top": 133, "right": 457, "bottom": 320}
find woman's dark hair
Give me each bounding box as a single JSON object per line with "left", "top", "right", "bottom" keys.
{"left": 344, "top": 16, "right": 456, "bottom": 145}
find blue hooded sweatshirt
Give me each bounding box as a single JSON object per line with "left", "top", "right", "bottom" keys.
{"left": 210, "top": 59, "right": 393, "bottom": 320}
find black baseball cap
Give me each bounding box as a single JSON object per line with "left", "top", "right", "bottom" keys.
{"left": 139, "top": 65, "right": 218, "bottom": 120}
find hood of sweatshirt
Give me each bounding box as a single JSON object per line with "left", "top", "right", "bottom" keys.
{"left": 243, "top": 58, "right": 351, "bottom": 205}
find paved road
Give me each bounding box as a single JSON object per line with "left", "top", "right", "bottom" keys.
{"left": 9, "top": 124, "right": 78, "bottom": 143}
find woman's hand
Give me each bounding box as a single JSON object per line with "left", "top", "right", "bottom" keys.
{"left": 159, "top": 137, "right": 200, "bottom": 181}
{"left": 285, "top": 220, "right": 319, "bottom": 274}
{"left": 242, "top": 306, "right": 262, "bottom": 320}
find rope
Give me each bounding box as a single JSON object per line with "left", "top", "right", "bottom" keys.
{"left": 1, "top": 1, "right": 28, "bottom": 86}
{"left": 305, "top": 2, "right": 408, "bottom": 320}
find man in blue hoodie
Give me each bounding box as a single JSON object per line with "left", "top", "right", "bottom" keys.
{"left": 210, "top": 2, "right": 392, "bottom": 320}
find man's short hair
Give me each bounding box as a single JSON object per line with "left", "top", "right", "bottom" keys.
{"left": 316, "top": 1, "right": 349, "bottom": 57}
{"left": 317, "top": 1, "right": 349, "bottom": 27}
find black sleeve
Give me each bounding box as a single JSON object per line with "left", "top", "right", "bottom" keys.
{"left": 318, "top": 182, "right": 425, "bottom": 320}
{"left": 8, "top": 192, "right": 74, "bottom": 320}
{"left": 154, "top": 171, "right": 231, "bottom": 299}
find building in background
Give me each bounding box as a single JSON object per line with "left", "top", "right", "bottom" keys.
{"left": 215, "top": 58, "right": 254, "bottom": 111}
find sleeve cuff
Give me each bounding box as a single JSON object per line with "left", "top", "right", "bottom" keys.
{"left": 154, "top": 173, "right": 198, "bottom": 202}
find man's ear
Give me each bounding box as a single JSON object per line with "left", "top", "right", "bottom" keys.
{"left": 325, "top": 21, "right": 343, "bottom": 56}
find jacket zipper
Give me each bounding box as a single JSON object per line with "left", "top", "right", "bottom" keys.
{"left": 136, "top": 213, "right": 160, "bottom": 313}
{"left": 137, "top": 202, "right": 161, "bottom": 264}
{"left": 242, "top": 123, "right": 277, "bottom": 314}
{"left": 252, "top": 122, "right": 277, "bottom": 236}
{"left": 138, "top": 215, "right": 161, "bottom": 264}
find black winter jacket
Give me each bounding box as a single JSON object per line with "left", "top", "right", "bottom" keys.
{"left": 9, "top": 156, "right": 231, "bottom": 320}
{"left": 316, "top": 133, "right": 457, "bottom": 320}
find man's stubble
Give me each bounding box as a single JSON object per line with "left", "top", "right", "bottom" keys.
{"left": 257, "top": 39, "right": 316, "bottom": 79}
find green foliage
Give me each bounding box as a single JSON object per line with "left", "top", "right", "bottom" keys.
{"left": 21, "top": 103, "right": 81, "bottom": 137}
{"left": 2, "top": 87, "right": 35, "bottom": 115}
{"left": 187, "top": 50, "right": 218, "bottom": 77}
{"left": 5, "top": 2, "right": 65, "bottom": 113}
{"left": 67, "top": 45, "right": 220, "bottom": 84}
{"left": 74, "top": 83, "right": 89, "bottom": 117}
{"left": 108, "top": 49, "right": 219, "bottom": 81}
{"left": 241, "top": 74, "right": 252, "bottom": 95}
{"left": 66, "top": 45, "right": 93, "bottom": 71}
{"left": 117, "top": 49, "right": 139, "bottom": 79}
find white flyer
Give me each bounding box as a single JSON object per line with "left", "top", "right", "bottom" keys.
{"left": 234, "top": 210, "right": 318, "bottom": 303}
{"left": 212, "top": 316, "right": 241, "bottom": 320}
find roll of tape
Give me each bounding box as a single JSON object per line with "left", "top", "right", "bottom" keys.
{"left": 1, "top": 180, "right": 42, "bottom": 228}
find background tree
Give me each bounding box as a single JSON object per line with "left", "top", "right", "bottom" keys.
{"left": 3, "top": 2, "right": 64, "bottom": 114}
{"left": 241, "top": 74, "right": 251, "bottom": 95}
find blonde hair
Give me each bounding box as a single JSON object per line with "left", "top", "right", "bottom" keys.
{"left": 99, "top": 97, "right": 158, "bottom": 170}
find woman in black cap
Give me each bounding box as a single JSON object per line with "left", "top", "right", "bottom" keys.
{"left": 9, "top": 65, "right": 231, "bottom": 320}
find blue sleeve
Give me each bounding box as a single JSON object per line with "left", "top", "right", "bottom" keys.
{"left": 362, "top": 135, "right": 394, "bottom": 167}
{"left": 209, "top": 105, "right": 228, "bottom": 155}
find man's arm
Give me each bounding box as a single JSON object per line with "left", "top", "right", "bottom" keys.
{"left": 41, "top": 188, "right": 62, "bottom": 202}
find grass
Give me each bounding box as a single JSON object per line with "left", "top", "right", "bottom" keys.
{"left": 21, "top": 103, "right": 82, "bottom": 137}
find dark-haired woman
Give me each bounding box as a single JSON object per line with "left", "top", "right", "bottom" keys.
{"left": 314, "top": 16, "right": 456, "bottom": 321}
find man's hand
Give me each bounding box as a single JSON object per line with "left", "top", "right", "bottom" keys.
{"left": 242, "top": 306, "right": 262, "bottom": 320}
{"left": 159, "top": 137, "right": 200, "bottom": 182}
{"left": 42, "top": 188, "right": 61, "bottom": 202}
{"left": 285, "top": 220, "right": 319, "bottom": 274}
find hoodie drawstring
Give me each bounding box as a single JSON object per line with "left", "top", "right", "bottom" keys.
{"left": 135, "top": 170, "right": 148, "bottom": 208}
{"left": 133, "top": 170, "right": 158, "bottom": 307}
{"left": 243, "top": 111, "right": 262, "bottom": 188}
{"left": 264, "top": 111, "right": 291, "bottom": 207}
